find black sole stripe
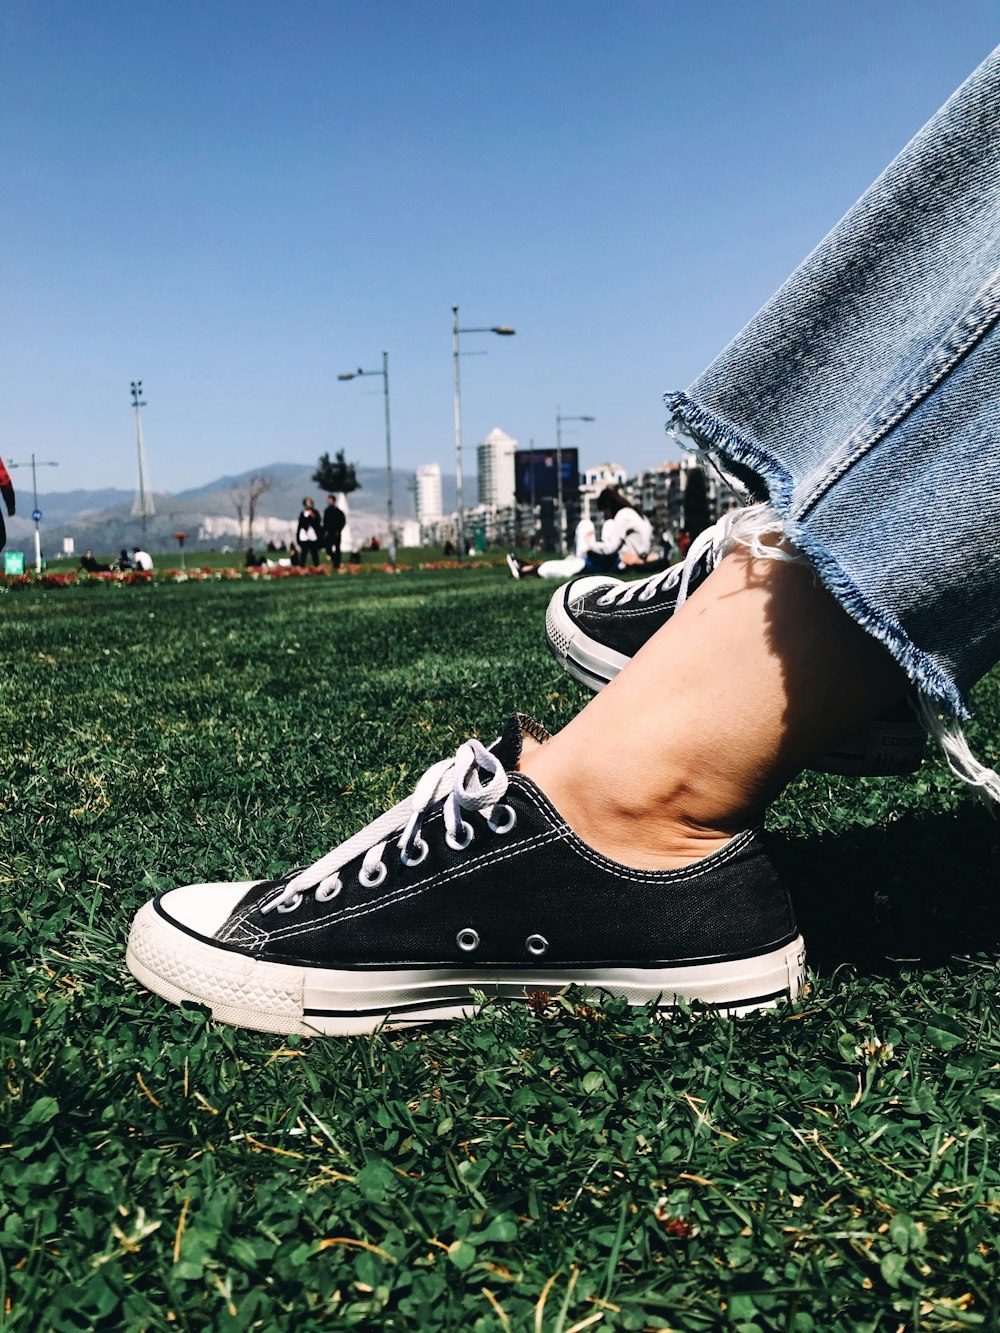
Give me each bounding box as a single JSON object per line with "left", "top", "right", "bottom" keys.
{"left": 304, "top": 986, "right": 793, "bottom": 1019}
{"left": 281, "top": 934, "right": 803, "bottom": 970}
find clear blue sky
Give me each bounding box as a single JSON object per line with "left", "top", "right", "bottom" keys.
{"left": 3, "top": 1, "right": 997, "bottom": 494}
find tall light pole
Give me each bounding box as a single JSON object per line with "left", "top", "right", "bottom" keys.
{"left": 130, "top": 380, "right": 154, "bottom": 535}
{"left": 338, "top": 351, "right": 396, "bottom": 565}
{"left": 7, "top": 453, "right": 58, "bottom": 574}
{"left": 555, "top": 408, "right": 595, "bottom": 556}
{"left": 452, "top": 306, "right": 516, "bottom": 559}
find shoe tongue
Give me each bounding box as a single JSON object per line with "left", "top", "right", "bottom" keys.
{"left": 490, "top": 712, "right": 551, "bottom": 771}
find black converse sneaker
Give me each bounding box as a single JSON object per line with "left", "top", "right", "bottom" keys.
{"left": 126, "top": 714, "right": 805, "bottom": 1036}
{"left": 545, "top": 514, "right": 925, "bottom": 778}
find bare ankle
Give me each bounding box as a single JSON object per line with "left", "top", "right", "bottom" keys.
{"left": 519, "top": 744, "right": 747, "bottom": 870}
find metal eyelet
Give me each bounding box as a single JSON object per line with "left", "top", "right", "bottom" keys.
{"left": 456, "top": 927, "right": 480, "bottom": 953}
{"left": 487, "top": 805, "right": 516, "bottom": 835}
{"left": 358, "top": 861, "right": 388, "bottom": 888}
{"left": 400, "top": 837, "right": 429, "bottom": 868}
{"left": 445, "top": 821, "right": 475, "bottom": 852}
{"left": 276, "top": 892, "right": 304, "bottom": 914}
{"left": 315, "top": 876, "right": 342, "bottom": 903}
{"left": 638, "top": 588, "right": 656, "bottom": 602}
{"left": 525, "top": 934, "right": 549, "bottom": 956}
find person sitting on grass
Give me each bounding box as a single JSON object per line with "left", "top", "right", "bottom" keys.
{"left": 126, "top": 47, "right": 1000, "bottom": 1037}
{"left": 80, "top": 549, "right": 110, "bottom": 573}
{"left": 508, "top": 488, "right": 652, "bottom": 581}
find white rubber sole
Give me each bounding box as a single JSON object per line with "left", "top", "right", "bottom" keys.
{"left": 544, "top": 578, "right": 626, "bottom": 693}
{"left": 126, "top": 898, "right": 806, "bottom": 1037}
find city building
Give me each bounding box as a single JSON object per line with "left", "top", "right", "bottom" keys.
{"left": 415, "top": 463, "right": 443, "bottom": 529}
{"left": 579, "top": 462, "right": 628, "bottom": 521}
{"left": 477, "top": 427, "right": 517, "bottom": 509}
{"left": 631, "top": 461, "right": 684, "bottom": 545}
{"left": 399, "top": 519, "right": 422, "bottom": 548}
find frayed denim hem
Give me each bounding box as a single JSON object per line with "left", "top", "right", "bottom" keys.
{"left": 781, "top": 523, "right": 968, "bottom": 720}
{"left": 664, "top": 389, "right": 969, "bottom": 721}
{"left": 665, "top": 390, "right": 797, "bottom": 513}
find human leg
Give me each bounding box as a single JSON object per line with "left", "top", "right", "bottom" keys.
{"left": 536, "top": 555, "right": 585, "bottom": 580}
{"left": 523, "top": 535, "right": 908, "bottom": 868}
{"left": 581, "top": 550, "right": 620, "bottom": 575}
{"left": 552, "top": 48, "right": 1000, "bottom": 797}
{"left": 543, "top": 509, "right": 926, "bottom": 775}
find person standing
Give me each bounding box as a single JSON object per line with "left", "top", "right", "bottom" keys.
{"left": 322, "top": 495, "right": 345, "bottom": 570}
{"left": 296, "top": 498, "right": 322, "bottom": 568}
{"left": 0, "top": 458, "right": 15, "bottom": 553}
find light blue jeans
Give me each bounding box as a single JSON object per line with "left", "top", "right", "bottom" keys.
{"left": 667, "top": 47, "right": 1000, "bottom": 723}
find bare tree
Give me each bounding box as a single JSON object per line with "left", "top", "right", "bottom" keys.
{"left": 246, "top": 473, "right": 275, "bottom": 543}
{"left": 228, "top": 487, "right": 246, "bottom": 542}
{"left": 229, "top": 473, "right": 275, "bottom": 543}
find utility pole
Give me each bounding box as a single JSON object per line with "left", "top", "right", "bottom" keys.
{"left": 130, "top": 380, "right": 155, "bottom": 534}
{"left": 555, "top": 409, "right": 595, "bottom": 555}
{"left": 7, "top": 453, "right": 58, "bottom": 574}
{"left": 338, "top": 351, "right": 397, "bottom": 565}
{"left": 452, "top": 307, "right": 516, "bottom": 558}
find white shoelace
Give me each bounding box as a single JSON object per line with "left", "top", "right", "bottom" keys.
{"left": 594, "top": 510, "right": 743, "bottom": 610}
{"left": 260, "top": 738, "right": 512, "bottom": 915}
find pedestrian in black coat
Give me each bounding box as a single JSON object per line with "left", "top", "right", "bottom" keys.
{"left": 322, "top": 495, "right": 346, "bottom": 569}
{"left": 296, "top": 498, "right": 322, "bottom": 568}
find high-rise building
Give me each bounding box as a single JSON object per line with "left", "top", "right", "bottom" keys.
{"left": 415, "top": 463, "right": 443, "bottom": 526}
{"left": 477, "top": 427, "right": 517, "bottom": 509}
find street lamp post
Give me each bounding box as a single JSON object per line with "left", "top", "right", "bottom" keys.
{"left": 338, "top": 351, "right": 397, "bottom": 566}
{"left": 7, "top": 453, "right": 59, "bottom": 574}
{"left": 555, "top": 408, "right": 595, "bottom": 556}
{"left": 452, "top": 307, "right": 516, "bottom": 559}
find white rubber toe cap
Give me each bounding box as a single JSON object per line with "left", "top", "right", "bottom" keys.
{"left": 157, "top": 881, "right": 263, "bottom": 937}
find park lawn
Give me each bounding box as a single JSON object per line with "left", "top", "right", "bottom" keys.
{"left": 1, "top": 569, "right": 999, "bottom": 1332}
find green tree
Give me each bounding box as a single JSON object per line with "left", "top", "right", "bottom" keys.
{"left": 313, "top": 449, "right": 361, "bottom": 496}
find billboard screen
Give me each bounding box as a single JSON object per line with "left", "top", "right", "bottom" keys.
{"left": 514, "top": 448, "right": 579, "bottom": 504}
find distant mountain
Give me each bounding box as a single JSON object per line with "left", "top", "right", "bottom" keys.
{"left": 173, "top": 462, "right": 307, "bottom": 503}
{"left": 8, "top": 488, "right": 135, "bottom": 524}
{"left": 4, "top": 462, "right": 458, "bottom": 556}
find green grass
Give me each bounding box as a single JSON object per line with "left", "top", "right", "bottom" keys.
{"left": 1, "top": 571, "right": 999, "bottom": 1332}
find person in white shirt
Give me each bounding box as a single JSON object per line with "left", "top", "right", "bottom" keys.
{"left": 585, "top": 488, "right": 653, "bottom": 570}
{"left": 507, "top": 489, "right": 652, "bottom": 581}
{"left": 133, "top": 547, "right": 154, "bottom": 571}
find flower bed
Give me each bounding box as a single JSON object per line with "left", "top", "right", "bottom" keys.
{"left": 0, "top": 558, "right": 508, "bottom": 590}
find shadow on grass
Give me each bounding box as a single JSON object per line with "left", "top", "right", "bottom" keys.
{"left": 771, "top": 806, "right": 1000, "bottom": 972}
